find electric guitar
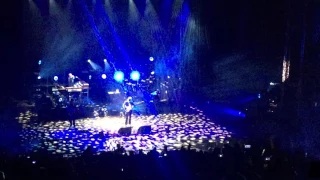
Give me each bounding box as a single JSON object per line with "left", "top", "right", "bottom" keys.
{"left": 123, "top": 101, "right": 144, "bottom": 113}
{"left": 124, "top": 105, "right": 133, "bottom": 113}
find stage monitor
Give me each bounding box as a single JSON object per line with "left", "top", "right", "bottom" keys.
{"left": 118, "top": 127, "right": 132, "bottom": 136}
{"left": 137, "top": 125, "right": 151, "bottom": 134}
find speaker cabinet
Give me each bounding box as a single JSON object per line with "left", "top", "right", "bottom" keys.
{"left": 137, "top": 125, "right": 152, "bottom": 134}
{"left": 118, "top": 127, "right": 132, "bottom": 136}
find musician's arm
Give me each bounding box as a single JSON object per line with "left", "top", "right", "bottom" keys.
{"left": 122, "top": 101, "right": 127, "bottom": 109}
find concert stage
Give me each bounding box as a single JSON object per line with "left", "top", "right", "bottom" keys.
{"left": 18, "top": 107, "right": 232, "bottom": 156}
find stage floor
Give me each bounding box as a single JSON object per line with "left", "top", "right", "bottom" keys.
{"left": 18, "top": 107, "right": 232, "bottom": 156}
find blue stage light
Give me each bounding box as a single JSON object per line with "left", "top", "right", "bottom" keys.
{"left": 151, "top": 71, "right": 155, "bottom": 75}
{"left": 114, "top": 71, "right": 124, "bottom": 82}
{"left": 37, "top": 76, "right": 41, "bottom": 79}
{"left": 149, "top": 57, "right": 154, "bottom": 61}
{"left": 89, "top": 75, "right": 92, "bottom": 80}
{"left": 88, "top": 59, "right": 91, "bottom": 63}
{"left": 101, "top": 74, "right": 107, "bottom": 79}
{"left": 104, "top": 59, "right": 107, "bottom": 62}
{"left": 130, "top": 71, "right": 140, "bottom": 81}
{"left": 53, "top": 76, "right": 58, "bottom": 81}
{"left": 38, "top": 60, "right": 42, "bottom": 65}
{"left": 258, "top": 94, "right": 261, "bottom": 99}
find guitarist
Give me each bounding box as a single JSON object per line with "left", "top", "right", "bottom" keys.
{"left": 123, "top": 97, "right": 134, "bottom": 126}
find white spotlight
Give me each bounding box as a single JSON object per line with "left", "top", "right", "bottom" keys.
{"left": 149, "top": 57, "right": 154, "bottom": 61}
{"left": 88, "top": 59, "right": 91, "bottom": 63}
{"left": 104, "top": 59, "right": 107, "bottom": 62}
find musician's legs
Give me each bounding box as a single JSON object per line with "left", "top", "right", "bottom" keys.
{"left": 68, "top": 113, "right": 72, "bottom": 127}
{"left": 69, "top": 117, "right": 74, "bottom": 127}
{"left": 72, "top": 118, "right": 76, "bottom": 127}
{"left": 128, "top": 110, "right": 132, "bottom": 125}
{"left": 125, "top": 112, "right": 128, "bottom": 125}
{"left": 69, "top": 118, "right": 73, "bottom": 127}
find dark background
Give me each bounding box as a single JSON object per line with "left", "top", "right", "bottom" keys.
{"left": 1, "top": 0, "right": 319, "bottom": 102}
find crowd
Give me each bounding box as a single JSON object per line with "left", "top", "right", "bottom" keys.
{"left": 0, "top": 99, "right": 317, "bottom": 180}
{"left": 0, "top": 139, "right": 312, "bottom": 180}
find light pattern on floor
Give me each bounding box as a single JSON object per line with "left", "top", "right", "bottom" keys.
{"left": 18, "top": 107, "right": 232, "bottom": 156}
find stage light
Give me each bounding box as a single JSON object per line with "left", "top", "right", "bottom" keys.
{"left": 149, "top": 57, "right": 154, "bottom": 61}
{"left": 151, "top": 71, "right": 155, "bottom": 75}
{"left": 88, "top": 59, "right": 91, "bottom": 63}
{"left": 89, "top": 75, "right": 92, "bottom": 80}
{"left": 104, "top": 59, "right": 107, "bottom": 62}
{"left": 114, "top": 71, "right": 124, "bottom": 82}
{"left": 53, "top": 76, "right": 58, "bottom": 81}
{"left": 38, "top": 60, "right": 42, "bottom": 65}
{"left": 167, "top": 76, "right": 170, "bottom": 79}
{"left": 101, "top": 74, "right": 107, "bottom": 79}
{"left": 130, "top": 71, "right": 140, "bottom": 81}
{"left": 258, "top": 94, "right": 261, "bottom": 99}
{"left": 37, "top": 76, "right": 41, "bottom": 79}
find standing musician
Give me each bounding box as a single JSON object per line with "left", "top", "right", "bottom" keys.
{"left": 68, "top": 73, "right": 75, "bottom": 87}
{"left": 122, "top": 97, "right": 134, "bottom": 126}
{"left": 67, "top": 99, "right": 77, "bottom": 128}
